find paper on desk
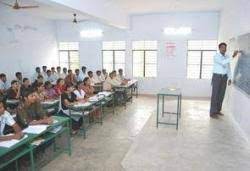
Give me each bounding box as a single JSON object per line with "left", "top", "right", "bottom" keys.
{"left": 74, "top": 102, "right": 92, "bottom": 107}
{"left": 23, "top": 125, "right": 49, "bottom": 134}
{"left": 0, "top": 134, "right": 28, "bottom": 148}
{"left": 98, "top": 91, "right": 112, "bottom": 96}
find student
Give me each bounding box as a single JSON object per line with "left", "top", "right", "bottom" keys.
{"left": 81, "top": 66, "right": 87, "bottom": 79}
{"left": 46, "top": 70, "right": 56, "bottom": 84}
{"left": 101, "top": 69, "right": 108, "bottom": 81}
{"left": 32, "top": 75, "right": 44, "bottom": 88}
{"left": 54, "top": 78, "right": 66, "bottom": 96}
{"left": 62, "top": 67, "right": 68, "bottom": 79}
{"left": 0, "top": 73, "right": 8, "bottom": 95}
{"left": 87, "top": 71, "right": 96, "bottom": 86}
{"left": 117, "top": 69, "right": 130, "bottom": 83}
{"left": 51, "top": 67, "right": 58, "bottom": 81}
{"left": 94, "top": 70, "right": 104, "bottom": 84}
{"left": 56, "top": 66, "right": 64, "bottom": 79}
{"left": 60, "top": 84, "right": 82, "bottom": 133}
{"left": 113, "top": 70, "right": 128, "bottom": 85}
{"left": 44, "top": 81, "right": 58, "bottom": 99}
{"left": 0, "top": 101, "right": 23, "bottom": 142}
{"left": 15, "top": 72, "right": 23, "bottom": 85}
{"left": 65, "top": 70, "right": 76, "bottom": 86}
{"left": 41, "top": 66, "right": 47, "bottom": 78}
{"left": 82, "top": 77, "right": 95, "bottom": 98}
{"left": 103, "top": 72, "right": 122, "bottom": 91}
{"left": 73, "top": 81, "right": 86, "bottom": 101}
{"left": 20, "top": 78, "right": 31, "bottom": 98}
{"left": 6, "top": 80, "right": 21, "bottom": 100}
{"left": 17, "top": 89, "right": 53, "bottom": 127}
{"left": 75, "top": 69, "right": 83, "bottom": 82}
{"left": 35, "top": 83, "right": 47, "bottom": 101}
{"left": 32, "top": 67, "right": 41, "bottom": 82}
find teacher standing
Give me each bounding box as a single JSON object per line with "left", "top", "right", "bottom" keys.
{"left": 210, "top": 42, "right": 238, "bottom": 119}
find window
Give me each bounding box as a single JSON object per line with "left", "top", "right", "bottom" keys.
{"left": 132, "top": 41, "right": 157, "bottom": 77}
{"left": 187, "top": 40, "right": 217, "bottom": 79}
{"left": 102, "top": 41, "right": 126, "bottom": 73}
{"left": 59, "top": 42, "right": 80, "bottom": 71}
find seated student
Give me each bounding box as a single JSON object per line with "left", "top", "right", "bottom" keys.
{"left": 62, "top": 67, "right": 68, "bottom": 79}
{"left": 81, "top": 66, "right": 87, "bottom": 79}
{"left": 60, "top": 84, "right": 82, "bottom": 133}
{"left": 15, "top": 72, "right": 23, "bottom": 85}
{"left": 73, "top": 81, "right": 86, "bottom": 101}
{"left": 94, "top": 70, "right": 104, "bottom": 84}
{"left": 0, "top": 101, "right": 23, "bottom": 142}
{"left": 82, "top": 77, "right": 95, "bottom": 98}
{"left": 20, "top": 78, "right": 31, "bottom": 98}
{"left": 17, "top": 89, "right": 53, "bottom": 127}
{"left": 54, "top": 78, "right": 66, "bottom": 96}
{"left": 46, "top": 70, "right": 56, "bottom": 84}
{"left": 65, "top": 69, "right": 76, "bottom": 86}
{"left": 41, "top": 66, "right": 47, "bottom": 78}
{"left": 0, "top": 73, "right": 8, "bottom": 96}
{"left": 103, "top": 72, "right": 123, "bottom": 91}
{"left": 51, "top": 67, "right": 58, "bottom": 81}
{"left": 32, "top": 67, "right": 41, "bottom": 82}
{"left": 44, "top": 81, "right": 58, "bottom": 99}
{"left": 117, "top": 69, "right": 130, "bottom": 83}
{"left": 75, "top": 69, "right": 83, "bottom": 82}
{"left": 35, "top": 83, "right": 48, "bottom": 101}
{"left": 32, "top": 75, "right": 44, "bottom": 88}
{"left": 6, "top": 80, "right": 20, "bottom": 100}
{"left": 56, "top": 66, "right": 64, "bottom": 79}
{"left": 87, "top": 71, "right": 96, "bottom": 86}
{"left": 101, "top": 69, "right": 108, "bottom": 81}
{"left": 113, "top": 70, "right": 128, "bottom": 85}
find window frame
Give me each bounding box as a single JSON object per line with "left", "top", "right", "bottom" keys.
{"left": 132, "top": 49, "right": 158, "bottom": 78}
{"left": 187, "top": 40, "right": 217, "bottom": 80}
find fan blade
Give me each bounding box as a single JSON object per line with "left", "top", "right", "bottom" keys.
{"left": 0, "top": 1, "right": 14, "bottom": 7}
{"left": 19, "top": 5, "right": 39, "bottom": 9}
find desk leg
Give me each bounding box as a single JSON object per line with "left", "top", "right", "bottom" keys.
{"left": 112, "top": 94, "right": 115, "bottom": 115}
{"left": 136, "top": 83, "right": 138, "bottom": 98}
{"left": 176, "top": 96, "right": 179, "bottom": 130}
{"left": 179, "top": 94, "right": 182, "bottom": 118}
{"left": 15, "top": 160, "right": 18, "bottom": 171}
{"left": 100, "top": 103, "right": 103, "bottom": 125}
{"left": 82, "top": 112, "right": 86, "bottom": 139}
{"left": 156, "top": 94, "right": 159, "bottom": 128}
{"left": 162, "top": 95, "right": 165, "bottom": 117}
{"left": 67, "top": 126, "right": 72, "bottom": 156}
{"left": 29, "top": 147, "right": 35, "bottom": 171}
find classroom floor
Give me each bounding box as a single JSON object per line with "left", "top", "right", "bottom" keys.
{"left": 42, "top": 96, "right": 250, "bottom": 171}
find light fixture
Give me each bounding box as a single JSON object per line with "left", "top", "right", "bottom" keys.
{"left": 80, "top": 29, "right": 103, "bottom": 38}
{"left": 164, "top": 27, "right": 192, "bottom": 35}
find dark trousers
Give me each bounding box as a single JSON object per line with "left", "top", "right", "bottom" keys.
{"left": 210, "top": 73, "right": 228, "bottom": 115}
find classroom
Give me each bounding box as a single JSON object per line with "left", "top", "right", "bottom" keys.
{"left": 0, "top": 0, "right": 250, "bottom": 170}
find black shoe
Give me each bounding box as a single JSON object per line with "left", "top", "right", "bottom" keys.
{"left": 217, "top": 112, "right": 224, "bottom": 116}
{"left": 210, "top": 114, "right": 219, "bottom": 119}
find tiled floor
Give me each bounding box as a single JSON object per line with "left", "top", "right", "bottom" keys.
{"left": 42, "top": 96, "right": 250, "bottom": 171}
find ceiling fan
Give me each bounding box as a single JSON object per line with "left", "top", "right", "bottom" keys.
{"left": 0, "top": 0, "right": 39, "bottom": 10}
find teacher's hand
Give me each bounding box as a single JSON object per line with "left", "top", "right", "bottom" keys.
{"left": 228, "top": 79, "right": 232, "bottom": 86}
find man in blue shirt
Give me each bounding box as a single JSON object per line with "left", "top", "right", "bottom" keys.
{"left": 210, "top": 42, "right": 238, "bottom": 118}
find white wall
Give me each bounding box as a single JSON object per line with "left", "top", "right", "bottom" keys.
{"left": 0, "top": 5, "right": 58, "bottom": 81}
{"left": 56, "top": 11, "right": 219, "bottom": 97}
{"left": 219, "top": 0, "right": 250, "bottom": 139}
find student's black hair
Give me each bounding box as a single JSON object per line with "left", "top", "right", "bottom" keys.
{"left": 96, "top": 70, "right": 101, "bottom": 74}
{"left": 11, "top": 80, "right": 18, "bottom": 85}
{"left": 65, "top": 83, "right": 74, "bottom": 90}
{"left": 42, "top": 66, "right": 47, "bottom": 68}
{"left": 44, "top": 81, "right": 51, "bottom": 89}
{"left": 46, "top": 70, "right": 51, "bottom": 73}
{"left": 81, "top": 66, "right": 86, "bottom": 70}
{"left": 56, "top": 78, "right": 64, "bottom": 85}
{"left": 22, "top": 88, "right": 36, "bottom": 98}
{"left": 51, "top": 67, "right": 55, "bottom": 70}
{"left": 219, "top": 42, "right": 227, "bottom": 48}
{"left": 83, "top": 77, "right": 90, "bottom": 85}
{"left": 75, "top": 69, "right": 80, "bottom": 72}
{"left": 23, "top": 78, "right": 29, "bottom": 83}
{"left": 15, "top": 72, "right": 22, "bottom": 77}
{"left": 35, "top": 67, "right": 40, "bottom": 71}
{"left": 76, "top": 81, "right": 83, "bottom": 89}
{"left": 37, "top": 75, "right": 43, "bottom": 79}
{"left": 118, "top": 69, "right": 123, "bottom": 72}
{"left": 56, "top": 66, "right": 61, "bottom": 69}
{"left": 87, "top": 71, "right": 93, "bottom": 75}
{"left": 68, "top": 69, "right": 72, "bottom": 74}
{"left": 63, "top": 67, "right": 67, "bottom": 71}
{"left": 0, "top": 73, "right": 6, "bottom": 78}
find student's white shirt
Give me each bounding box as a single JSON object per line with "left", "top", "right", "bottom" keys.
{"left": 80, "top": 72, "right": 86, "bottom": 80}
{"left": 103, "top": 77, "right": 120, "bottom": 91}
{"left": 41, "top": 71, "right": 47, "bottom": 78}
{"left": 0, "top": 111, "right": 15, "bottom": 136}
{"left": 32, "top": 72, "right": 40, "bottom": 82}
{"left": 56, "top": 73, "right": 65, "bottom": 79}
{"left": 75, "top": 74, "right": 83, "bottom": 82}
{"left": 0, "top": 80, "right": 8, "bottom": 91}
{"left": 61, "top": 73, "right": 67, "bottom": 79}
{"left": 73, "top": 89, "right": 85, "bottom": 99}
{"left": 94, "top": 75, "right": 104, "bottom": 84}
{"left": 116, "top": 75, "right": 124, "bottom": 83}
{"left": 101, "top": 73, "right": 107, "bottom": 81}
{"left": 46, "top": 75, "right": 57, "bottom": 84}
{"left": 51, "top": 72, "right": 58, "bottom": 81}
{"left": 89, "top": 77, "right": 96, "bottom": 86}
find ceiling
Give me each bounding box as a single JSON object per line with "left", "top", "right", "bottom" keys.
{"left": 0, "top": 0, "right": 90, "bottom": 20}
{"left": 106, "top": 0, "right": 223, "bottom": 14}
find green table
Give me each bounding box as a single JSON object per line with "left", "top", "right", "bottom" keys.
{"left": 156, "top": 88, "right": 182, "bottom": 130}
{"left": 0, "top": 116, "right": 71, "bottom": 171}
